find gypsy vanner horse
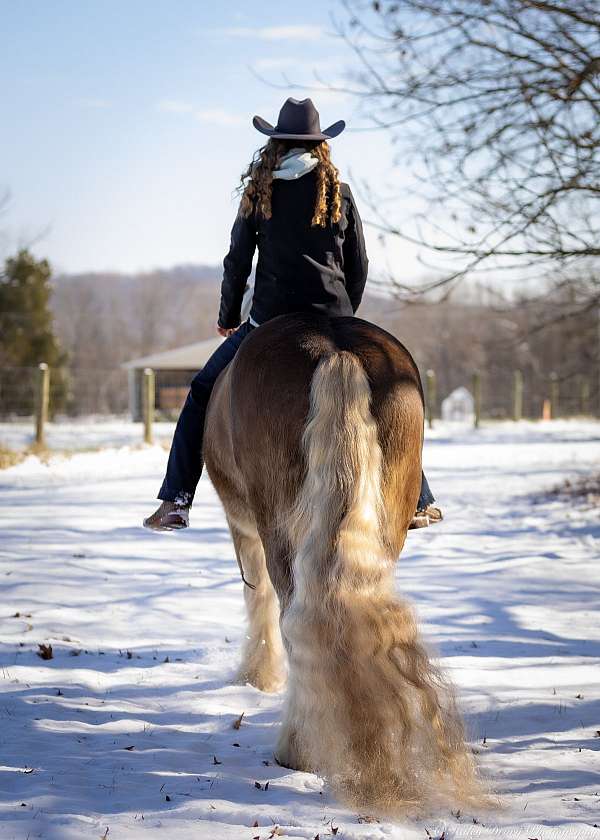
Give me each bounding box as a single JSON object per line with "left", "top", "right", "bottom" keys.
{"left": 203, "top": 313, "right": 482, "bottom": 816}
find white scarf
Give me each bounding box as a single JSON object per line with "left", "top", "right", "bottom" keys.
{"left": 272, "top": 147, "right": 318, "bottom": 180}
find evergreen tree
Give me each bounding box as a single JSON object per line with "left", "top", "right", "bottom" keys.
{"left": 0, "top": 249, "right": 68, "bottom": 415}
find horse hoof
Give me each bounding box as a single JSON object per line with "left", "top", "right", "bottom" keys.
{"left": 236, "top": 668, "right": 286, "bottom": 694}
{"left": 273, "top": 748, "right": 311, "bottom": 773}
{"left": 273, "top": 751, "right": 294, "bottom": 770}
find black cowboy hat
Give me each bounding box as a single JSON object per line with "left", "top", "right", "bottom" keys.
{"left": 253, "top": 97, "right": 345, "bottom": 141}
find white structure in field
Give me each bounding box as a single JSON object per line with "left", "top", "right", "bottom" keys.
{"left": 441, "top": 386, "right": 475, "bottom": 423}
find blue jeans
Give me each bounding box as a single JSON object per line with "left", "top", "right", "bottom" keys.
{"left": 158, "top": 320, "right": 435, "bottom": 510}
{"left": 159, "top": 321, "right": 255, "bottom": 504}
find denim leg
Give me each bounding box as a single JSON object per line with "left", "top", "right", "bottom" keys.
{"left": 417, "top": 472, "right": 435, "bottom": 510}
{"left": 158, "top": 322, "right": 254, "bottom": 504}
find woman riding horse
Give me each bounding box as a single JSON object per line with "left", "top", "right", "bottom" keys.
{"left": 145, "top": 97, "right": 483, "bottom": 815}
{"left": 144, "top": 97, "right": 441, "bottom": 533}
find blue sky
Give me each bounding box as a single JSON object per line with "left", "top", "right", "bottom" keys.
{"left": 1, "top": 1, "right": 419, "bottom": 277}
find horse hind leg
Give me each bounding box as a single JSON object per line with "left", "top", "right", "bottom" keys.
{"left": 227, "top": 512, "right": 286, "bottom": 693}
{"left": 273, "top": 613, "right": 312, "bottom": 773}
{"left": 244, "top": 530, "right": 311, "bottom": 772}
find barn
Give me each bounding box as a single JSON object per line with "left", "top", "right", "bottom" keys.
{"left": 121, "top": 336, "right": 223, "bottom": 420}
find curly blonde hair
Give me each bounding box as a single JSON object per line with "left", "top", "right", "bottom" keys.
{"left": 238, "top": 138, "right": 342, "bottom": 227}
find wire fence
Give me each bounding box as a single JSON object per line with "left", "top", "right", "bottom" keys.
{"left": 470, "top": 365, "right": 597, "bottom": 420}
{"left": 0, "top": 366, "right": 131, "bottom": 419}
{"left": 0, "top": 364, "right": 598, "bottom": 449}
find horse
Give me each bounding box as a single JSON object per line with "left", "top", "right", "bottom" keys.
{"left": 203, "top": 312, "right": 481, "bottom": 816}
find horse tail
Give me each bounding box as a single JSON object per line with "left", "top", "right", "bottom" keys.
{"left": 280, "top": 350, "right": 482, "bottom": 816}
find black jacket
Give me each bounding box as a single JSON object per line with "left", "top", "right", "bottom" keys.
{"left": 218, "top": 172, "right": 368, "bottom": 329}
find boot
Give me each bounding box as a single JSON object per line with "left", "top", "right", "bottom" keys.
{"left": 409, "top": 505, "right": 443, "bottom": 530}
{"left": 143, "top": 500, "right": 189, "bottom": 532}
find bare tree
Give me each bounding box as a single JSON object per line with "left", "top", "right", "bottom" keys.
{"left": 0, "top": 189, "right": 11, "bottom": 257}
{"left": 336, "top": 0, "right": 600, "bottom": 300}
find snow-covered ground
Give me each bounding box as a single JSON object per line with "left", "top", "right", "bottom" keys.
{"left": 0, "top": 416, "right": 174, "bottom": 452}
{"left": 0, "top": 420, "right": 599, "bottom": 840}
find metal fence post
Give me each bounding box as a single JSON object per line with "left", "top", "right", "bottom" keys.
{"left": 578, "top": 375, "right": 590, "bottom": 416}
{"left": 512, "top": 369, "right": 523, "bottom": 422}
{"left": 549, "top": 372, "right": 559, "bottom": 419}
{"left": 472, "top": 370, "right": 482, "bottom": 428}
{"left": 35, "top": 362, "right": 50, "bottom": 447}
{"left": 425, "top": 369, "right": 436, "bottom": 429}
{"left": 142, "top": 368, "right": 155, "bottom": 444}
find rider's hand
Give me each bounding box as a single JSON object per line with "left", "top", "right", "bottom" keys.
{"left": 217, "top": 324, "right": 238, "bottom": 337}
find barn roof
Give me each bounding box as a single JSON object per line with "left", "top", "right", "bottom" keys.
{"left": 121, "top": 336, "right": 224, "bottom": 370}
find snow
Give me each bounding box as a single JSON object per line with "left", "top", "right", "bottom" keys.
{"left": 0, "top": 419, "right": 599, "bottom": 839}
{"left": 0, "top": 416, "right": 174, "bottom": 452}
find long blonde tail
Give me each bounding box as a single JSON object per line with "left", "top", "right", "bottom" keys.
{"left": 279, "top": 351, "right": 481, "bottom": 816}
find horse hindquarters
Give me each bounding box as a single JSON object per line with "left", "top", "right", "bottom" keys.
{"left": 279, "top": 350, "right": 480, "bottom": 816}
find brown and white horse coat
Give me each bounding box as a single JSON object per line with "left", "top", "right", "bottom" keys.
{"left": 204, "top": 313, "right": 482, "bottom": 816}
